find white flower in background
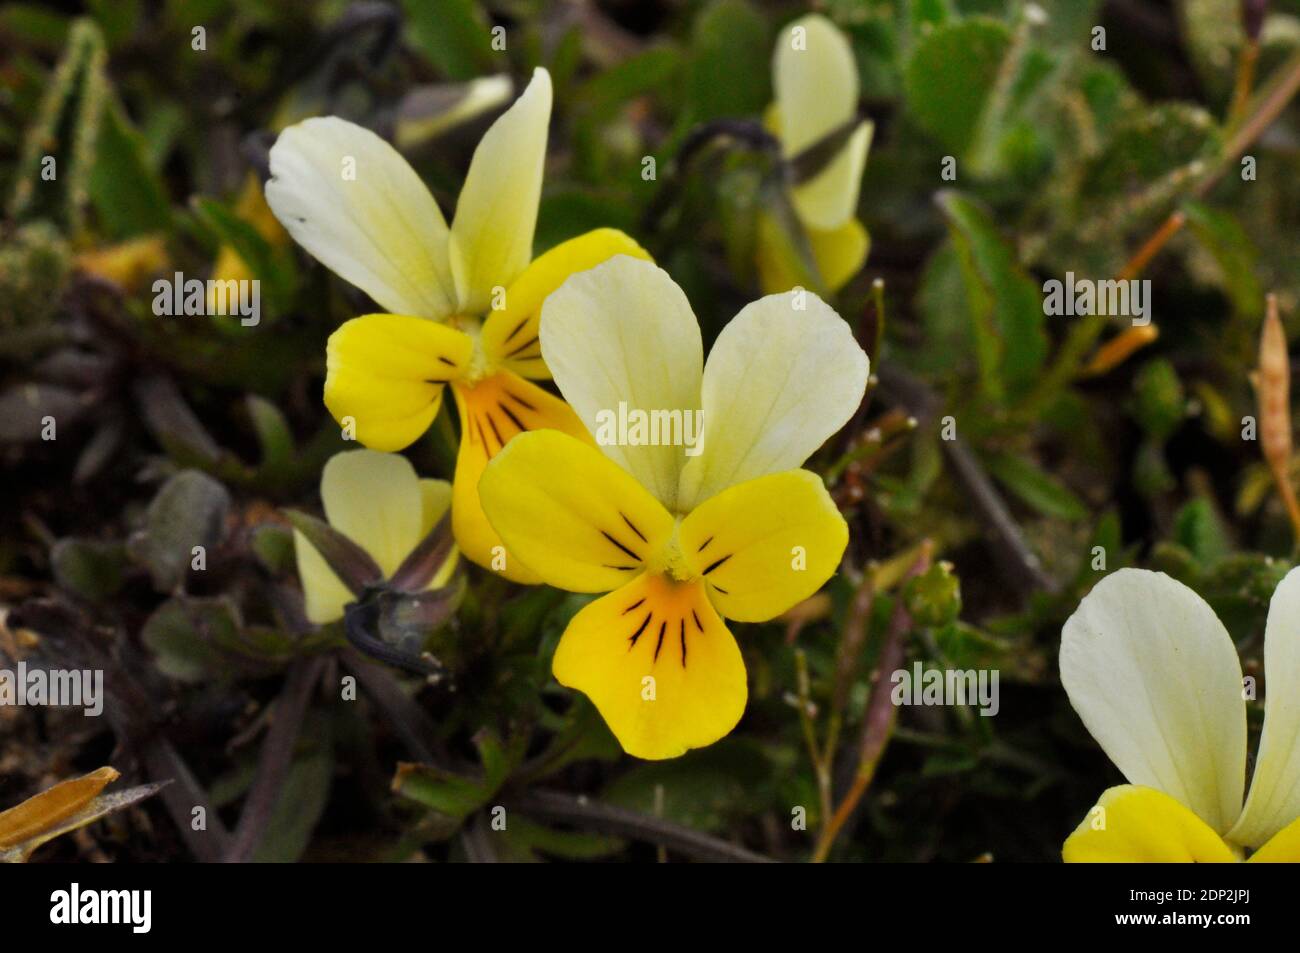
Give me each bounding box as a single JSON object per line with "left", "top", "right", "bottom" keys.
{"left": 756, "top": 13, "right": 873, "bottom": 295}
{"left": 1061, "top": 567, "right": 1300, "bottom": 861}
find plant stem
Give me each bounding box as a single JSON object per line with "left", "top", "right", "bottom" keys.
{"left": 793, "top": 648, "right": 833, "bottom": 827}
{"left": 506, "top": 789, "right": 774, "bottom": 863}
{"left": 811, "top": 543, "right": 933, "bottom": 862}
{"left": 224, "top": 656, "right": 326, "bottom": 862}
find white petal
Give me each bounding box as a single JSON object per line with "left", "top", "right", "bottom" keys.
{"left": 265, "top": 117, "right": 456, "bottom": 317}
{"left": 1060, "top": 569, "right": 1247, "bottom": 835}
{"left": 450, "top": 67, "right": 552, "bottom": 314}
{"left": 320, "top": 449, "right": 424, "bottom": 578}
{"left": 774, "top": 14, "right": 867, "bottom": 229}
{"left": 539, "top": 256, "right": 702, "bottom": 511}
{"left": 394, "top": 75, "right": 514, "bottom": 148}
{"left": 1229, "top": 566, "right": 1300, "bottom": 848}
{"left": 675, "top": 290, "right": 867, "bottom": 511}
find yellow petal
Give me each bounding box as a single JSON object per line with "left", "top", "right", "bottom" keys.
{"left": 294, "top": 530, "right": 356, "bottom": 625}
{"left": 210, "top": 244, "right": 253, "bottom": 287}
{"left": 481, "top": 228, "right": 653, "bottom": 380}
{"left": 450, "top": 68, "right": 552, "bottom": 314}
{"left": 322, "top": 450, "right": 425, "bottom": 575}
{"left": 478, "top": 428, "right": 676, "bottom": 592}
{"left": 1060, "top": 569, "right": 1247, "bottom": 836}
{"left": 324, "top": 313, "right": 475, "bottom": 452}
{"left": 1229, "top": 567, "right": 1300, "bottom": 848}
{"left": 451, "top": 373, "right": 596, "bottom": 584}
{"left": 77, "top": 234, "right": 169, "bottom": 291}
{"left": 678, "top": 469, "right": 847, "bottom": 622}
{"left": 773, "top": 14, "right": 870, "bottom": 230}
{"left": 755, "top": 210, "right": 816, "bottom": 296}
{"left": 265, "top": 117, "right": 456, "bottom": 317}
{"left": 676, "top": 290, "right": 868, "bottom": 510}
{"left": 790, "top": 122, "right": 871, "bottom": 232}
{"left": 1247, "top": 812, "right": 1300, "bottom": 861}
{"left": 208, "top": 177, "right": 289, "bottom": 303}
{"left": 540, "top": 256, "right": 703, "bottom": 511}
{"left": 810, "top": 217, "right": 869, "bottom": 292}
{"left": 233, "top": 172, "right": 287, "bottom": 244}
{"left": 755, "top": 213, "right": 869, "bottom": 295}
{"left": 553, "top": 573, "right": 747, "bottom": 760}
{"left": 394, "top": 75, "right": 514, "bottom": 148}
{"left": 295, "top": 450, "right": 425, "bottom": 623}
{"left": 1063, "top": 785, "right": 1239, "bottom": 862}
{"left": 419, "top": 478, "right": 458, "bottom": 589}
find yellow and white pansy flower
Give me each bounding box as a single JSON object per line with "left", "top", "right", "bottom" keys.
{"left": 265, "top": 67, "right": 651, "bottom": 583}
{"left": 756, "top": 13, "right": 872, "bottom": 295}
{"left": 294, "top": 449, "right": 456, "bottom": 626}
{"left": 478, "top": 256, "right": 868, "bottom": 760}
{"left": 1061, "top": 567, "right": 1300, "bottom": 862}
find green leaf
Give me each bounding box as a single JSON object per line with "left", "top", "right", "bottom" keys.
{"left": 391, "top": 730, "right": 513, "bottom": 829}
{"left": 141, "top": 595, "right": 298, "bottom": 682}
{"left": 132, "top": 375, "right": 223, "bottom": 468}
{"left": 50, "top": 538, "right": 128, "bottom": 602}
{"left": 527, "top": 697, "right": 621, "bottom": 780}
{"left": 936, "top": 190, "right": 1046, "bottom": 401}
{"left": 1066, "top": 104, "right": 1222, "bottom": 265}
{"left": 246, "top": 394, "right": 295, "bottom": 480}
{"left": 0, "top": 4, "right": 71, "bottom": 50}
{"left": 1173, "top": 498, "right": 1232, "bottom": 569}
{"left": 252, "top": 712, "right": 334, "bottom": 862}
{"left": 493, "top": 816, "right": 623, "bottom": 862}
{"left": 131, "top": 470, "right": 231, "bottom": 592}
{"left": 685, "top": 0, "right": 770, "bottom": 124}
{"left": 576, "top": 45, "right": 682, "bottom": 117}
{"left": 141, "top": 595, "right": 241, "bottom": 682}
{"left": 191, "top": 197, "right": 296, "bottom": 315}
{"left": 1130, "top": 358, "right": 1185, "bottom": 441}
{"left": 395, "top": 765, "right": 490, "bottom": 820}
{"left": 400, "top": 0, "right": 494, "bottom": 81}
{"left": 602, "top": 739, "right": 773, "bottom": 832}
{"left": 7, "top": 18, "right": 108, "bottom": 233}
{"left": 984, "top": 451, "right": 1088, "bottom": 521}
{"left": 904, "top": 17, "right": 1011, "bottom": 157}
{"left": 913, "top": 241, "right": 973, "bottom": 375}
{"left": 0, "top": 384, "right": 88, "bottom": 442}
{"left": 1182, "top": 200, "right": 1265, "bottom": 320}
{"left": 1079, "top": 508, "right": 1124, "bottom": 584}
{"left": 89, "top": 99, "right": 171, "bottom": 239}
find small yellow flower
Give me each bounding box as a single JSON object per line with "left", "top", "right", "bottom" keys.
{"left": 76, "top": 234, "right": 169, "bottom": 291}
{"left": 294, "top": 450, "right": 456, "bottom": 625}
{"left": 265, "top": 68, "right": 651, "bottom": 583}
{"left": 478, "top": 256, "right": 869, "bottom": 759}
{"left": 757, "top": 14, "right": 872, "bottom": 295}
{"left": 208, "top": 173, "right": 288, "bottom": 312}
{"left": 1061, "top": 567, "right": 1300, "bottom": 862}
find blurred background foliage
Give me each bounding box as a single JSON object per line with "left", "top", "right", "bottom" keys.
{"left": 2, "top": 0, "right": 1300, "bottom": 862}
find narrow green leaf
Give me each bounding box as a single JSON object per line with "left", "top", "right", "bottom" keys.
{"left": 936, "top": 190, "right": 1046, "bottom": 401}
{"left": 984, "top": 451, "right": 1088, "bottom": 521}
